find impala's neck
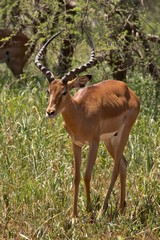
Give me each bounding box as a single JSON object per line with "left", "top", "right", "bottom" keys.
{"left": 61, "top": 93, "right": 80, "bottom": 131}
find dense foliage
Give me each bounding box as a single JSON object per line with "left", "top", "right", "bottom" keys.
{"left": 0, "top": 0, "right": 160, "bottom": 82}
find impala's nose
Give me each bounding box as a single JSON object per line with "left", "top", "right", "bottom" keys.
{"left": 46, "top": 110, "right": 55, "bottom": 118}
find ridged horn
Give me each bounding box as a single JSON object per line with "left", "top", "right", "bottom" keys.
{"left": 62, "top": 29, "right": 96, "bottom": 84}
{"left": 35, "top": 29, "right": 65, "bottom": 82}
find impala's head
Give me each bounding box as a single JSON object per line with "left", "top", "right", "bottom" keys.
{"left": 0, "top": 30, "right": 30, "bottom": 78}
{"left": 35, "top": 29, "right": 95, "bottom": 118}
{"left": 46, "top": 75, "right": 92, "bottom": 118}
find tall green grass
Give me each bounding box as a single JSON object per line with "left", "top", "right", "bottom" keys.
{"left": 0, "top": 72, "right": 159, "bottom": 239}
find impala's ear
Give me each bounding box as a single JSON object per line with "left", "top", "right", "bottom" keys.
{"left": 67, "top": 75, "right": 92, "bottom": 90}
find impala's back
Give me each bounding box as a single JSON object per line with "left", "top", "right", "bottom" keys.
{"left": 71, "top": 79, "right": 140, "bottom": 143}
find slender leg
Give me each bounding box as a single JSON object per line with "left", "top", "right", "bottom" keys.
{"left": 119, "top": 155, "right": 128, "bottom": 213}
{"left": 84, "top": 140, "right": 99, "bottom": 212}
{"left": 100, "top": 155, "right": 121, "bottom": 215}
{"left": 104, "top": 139, "right": 128, "bottom": 213}
{"left": 72, "top": 143, "right": 82, "bottom": 221}
{"left": 99, "top": 123, "right": 132, "bottom": 217}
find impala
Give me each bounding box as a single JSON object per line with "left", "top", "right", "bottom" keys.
{"left": 0, "top": 29, "right": 34, "bottom": 78}
{"left": 35, "top": 29, "right": 140, "bottom": 222}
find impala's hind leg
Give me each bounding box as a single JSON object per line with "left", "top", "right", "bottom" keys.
{"left": 104, "top": 138, "right": 128, "bottom": 213}
{"left": 119, "top": 155, "right": 128, "bottom": 213}
{"left": 99, "top": 122, "right": 133, "bottom": 217}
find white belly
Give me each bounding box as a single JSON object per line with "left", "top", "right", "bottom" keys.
{"left": 100, "top": 131, "right": 117, "bottom": 141}
{"left": 73, "top": 131, "right": 117, "bottom": 147}
{"left": 73, "top": 140, "right": 86, "bottom": 147}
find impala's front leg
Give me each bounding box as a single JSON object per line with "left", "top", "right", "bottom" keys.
{"left": 84, "top": 140, "right": 99, "bottom": 212}
{"left": 72, "top": 143, "right": 82, "bottom": 222}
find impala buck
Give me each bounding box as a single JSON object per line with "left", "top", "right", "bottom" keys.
{"left": 0, "top": 29, "right": 34, "bottom": 78}
{"left": 35, "top": 29, "right": 140, "bottom": 222}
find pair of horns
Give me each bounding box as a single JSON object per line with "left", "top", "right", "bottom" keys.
{"left": 35, "top": 29, "right": 96, "bottom": 83}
